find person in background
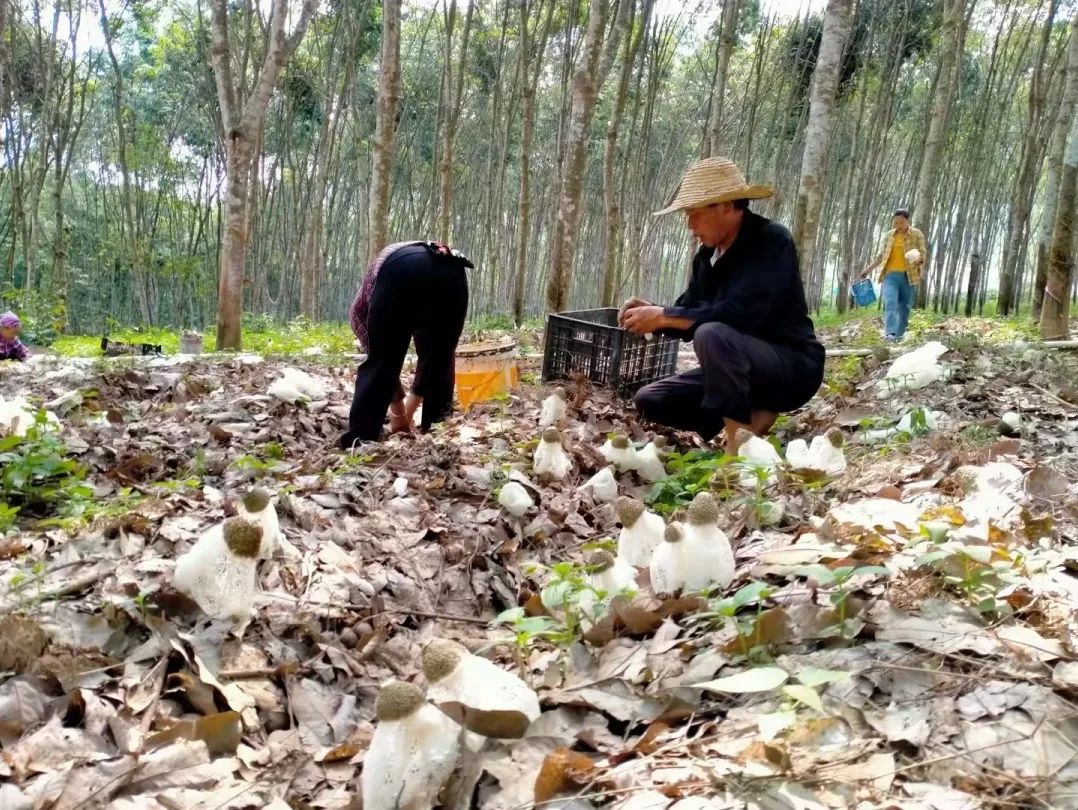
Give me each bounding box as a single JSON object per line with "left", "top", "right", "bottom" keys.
{"left": 0, "top": 311, "right": 29, "bottom": 361}
{"left": 619, "top": 157, "right": 825, "bottom": 454}
{"left": 340, "top": 241, "right": 473, "bottom": 448}
{"left": 862, "top": 208, "right": 926, "bottom": 342}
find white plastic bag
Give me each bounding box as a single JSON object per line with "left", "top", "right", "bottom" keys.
{"left": 876, "top": 341, "right": 949, "bottom": 397}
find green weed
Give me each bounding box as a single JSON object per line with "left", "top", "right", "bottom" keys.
{"left": 0, "top": 415, "right": 91, "bottom": 525}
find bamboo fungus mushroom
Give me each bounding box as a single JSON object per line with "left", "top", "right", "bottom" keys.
{"left": 533, "top": 428, "right": 572, "bottom": 480}
{"left": 616, "top": 496, "right": 665, "bottom": 566}
{"left": 361, "top": 680, "right": 462, "bottom": 810}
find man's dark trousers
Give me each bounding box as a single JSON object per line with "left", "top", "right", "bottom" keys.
{"left": 634, "top": 321, "right": 824, "bottom": 440}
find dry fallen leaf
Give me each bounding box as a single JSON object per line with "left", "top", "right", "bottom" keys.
{"left": 145, "top": 710, "right": 243, "bottom": 755}
{"left": 533, "top": 746, "right": 597, "bottom": 803}
{"left": 695, "top": 666, "right": 789, "bottom": 694}
{"left": 0, "top": 614, "right": 47, "bottom": 674}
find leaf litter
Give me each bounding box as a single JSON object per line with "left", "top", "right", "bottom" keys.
{"left": 0, "top": 329, "right": 1076, "bottom": 809}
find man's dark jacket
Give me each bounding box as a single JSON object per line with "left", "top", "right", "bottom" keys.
{"left": 660, "top": 211, "right": 824, "bottom": 362}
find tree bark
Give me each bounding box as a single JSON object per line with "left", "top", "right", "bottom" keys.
{"left": 601, "top": 0, "right": 652, "bottom": 307}
{"left": 435, "top": 0, "right": 476, "bottom": 244}
{"left": 998, "top": 0, "right": 1058, "bottom": 316}
{"left": 209, "top": 0, "right": 320, "bottom": 350}
{"left": 911, "top": 0, "right": 968, "bottom": 309}
{"left": 545, "top": 0, "right": 613, "bottom": 314}
{"left": 368, "top": 0, "right": 402, "bottom": 264}
{"left": 707, "top": 0, "right": 742, "bottom": 157}
{"left": 1041, "top": 16, "right": 1078, "bottom": 339}
{"left": 1035, "top": 25, "right": 1075, "bottom": 317}
{"left": 792, "top": 0, "right": 853, "bottom": 284}
{"left": 513, "top": 0, "right": 554, "bottom": 326}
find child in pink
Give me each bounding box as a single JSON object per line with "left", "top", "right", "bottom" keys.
{"left": 0, "top": 311, "right": 28, "bottom": 361}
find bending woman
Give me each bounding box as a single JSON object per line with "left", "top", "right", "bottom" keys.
{"left": 340, "top": 240, "right": 472, "bottom": 448}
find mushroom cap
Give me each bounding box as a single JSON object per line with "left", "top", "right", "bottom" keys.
{"left": 616, "top": 496, "right": 646, "bottom": 528}
{"left": 541, "top": 428, "right": 561, "bottom": 444}
{"left": 375, "top": 680, "right": 426, "bottom": 721}
{"left": 610, "top": 435, "right": 630, "bottom": 450}
{"left": 687, "top": 492, "right": 719, "bottom": 526}
{"left": 825, "top": 428, "right": 845, "bottom": 449}
{"left": 663, "top": 524, "right": 684, "bottom": 543}
{"left": 222, "top": 517, "right": 262, "bottom": 558}
{"left": 587, "top": 550, "right": 616, "bottom": 571}
{"left": 242, "top": 487, "right": 272, "bottom": 513}
{"left": 422, "top": 638, "right": 466, "bottom": 683}
{"left": 734, "top": 428, "right": 756, "bottom": 451}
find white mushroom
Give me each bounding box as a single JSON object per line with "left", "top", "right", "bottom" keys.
{"left": 173, "top": 517, "right": 262, "bottom": 622}
{"left": 579, "top": 465, "right": 619, "bottom": 503}
{"left": 422, "top": 639, "right": 541, "bottom": 732}
{"left": 600, "top": 434, "right": 639, "bottom": 472}
{"left": 586, "top": 550, "right": 637, "bottom": 596}
{"left": 361, "top": 680, "right": 461, "bottom": 810}
{"left": 736, "top": 430, "right": 781, "bottom": 486}
{"left": 235, "top": 487, "right": 281, "bottom": 558}
{"left": 497, "top": 481, "right": 534, "bottom": 517}
{"left": 533, "top": 428, "right": 572, "bottom": 481}
{"left": 616, "top": 497, "right": 665, "bottom": 567}
{"left": 538, "top": 387, "right": 568, "bottom": 428}
{"left": 635, "top": 436, "right": 670, "bottom": 482}
{"left": 649, "top": 522, "right": 688, "bottom": 596}
{"left": 680, "top": 492, "right": 735, "bottom": 591}
{"left": 785, "top": 429, "right": 846, "bottom": 477}
{"left": 268, "top": 367, "right": 326, "bottom": 403}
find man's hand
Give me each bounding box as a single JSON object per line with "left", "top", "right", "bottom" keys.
{"left": 618, "top": 296, "right": 653, "bottom": 326}
{"left": 622, "top": 305, "right": 667, "bottom": 335}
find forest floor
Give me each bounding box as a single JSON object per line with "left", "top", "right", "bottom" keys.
{"left": 1, "top": 313, "right": 1078, "bottom": 810}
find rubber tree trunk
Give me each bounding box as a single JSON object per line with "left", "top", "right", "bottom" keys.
{"left": 435, "top": 0, "right": 476, "bottom": 244}
{"left": 601, "top": 0, "right": 653, "bottom": 307}
{"left": 706, "top": 0, "right": 741, "bottom": 156}
{"left": 513, "top": 0, "right": 553, "bottom": 326}
{"left": 368, "top": 0, "right": 402, "bottom": 264}
{"left": 1035, "top": 21, "right": 1077, "bottom": 317}
{"left": 545, "top": 0, "right": 612, "bottom": 314}
{"left": 209, "top": 0, "right": 320, "bottom": 350}
{"left": 911, "top": 0, "right": 967, "bottom": 310}
{"left": 1041, "top": 16, "right": 1078, "bottom": 339}
{"left": 998, "top": 0, "right": 1058, "bottom": 316}
{"left": 792, "top": 0, "right": 854, "bottom": 283}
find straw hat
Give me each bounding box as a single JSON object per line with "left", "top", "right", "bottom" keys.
{"left": 653, "top": 157, "right": 773, "bottom": 216}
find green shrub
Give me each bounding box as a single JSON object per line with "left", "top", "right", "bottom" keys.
{"left": 0, "top": 415, "right": 91, "bottom": 526}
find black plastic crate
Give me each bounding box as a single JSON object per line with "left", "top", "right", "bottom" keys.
{"left": 542, "top": 308, "right": 680, "bottom": 397}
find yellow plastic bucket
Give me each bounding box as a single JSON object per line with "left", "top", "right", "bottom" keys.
{"left": 455, "top": 339, "right": 519, "bottom": 408}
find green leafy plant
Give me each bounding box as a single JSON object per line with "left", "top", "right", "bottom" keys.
{"left": 8, "top": 559, "right": 48, "bottom": 608}
{"left": 0, "top": 502, "right": 19, "bottom": 533}
{"left": 0, "top": 415, "right": 91, "bottom": 523}
{"left": 795, "top": 564, "right": 891, "bottom": 638}
{"left": 492, "top": 609, "right": 575, "bottom": 654}
{"left": 732, "top": 465, "right": 783, "bottom": 527}
{"left": 692, "top": 580, "right": 777, "bottom": 660}
{"left": 39, "top": 486, "right": 145, "bottom": 529}
{"left": 647, "top": 450, "right": 737, "bottom": 514}
{"left": 493, "top": 555, "right": 629, "bottom": 659}
{"left": 916, "top": 542, "right": 1021, "bottom": 616}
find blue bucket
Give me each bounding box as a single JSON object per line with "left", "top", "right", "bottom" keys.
{"left": 851, "top": 279, "right": 876, "bottom": 307}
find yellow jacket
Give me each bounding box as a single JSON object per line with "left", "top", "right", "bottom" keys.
{"left": 874, "top": 227, "right": 927, "bottom": 284}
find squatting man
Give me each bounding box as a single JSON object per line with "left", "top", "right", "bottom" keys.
{"left": 619, "top": 157, "right": 825, "bottom": 453}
